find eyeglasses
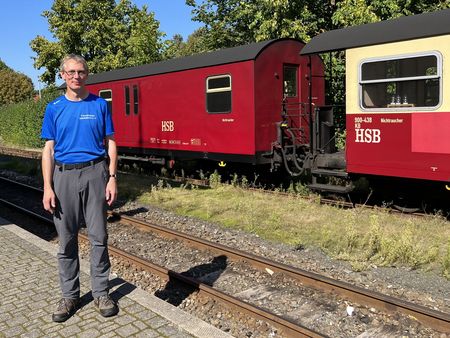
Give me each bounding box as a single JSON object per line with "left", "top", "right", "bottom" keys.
{"left": 64, "top": 70, "right": 87, "bottom": 78}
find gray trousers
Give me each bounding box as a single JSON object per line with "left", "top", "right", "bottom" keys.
{"left": 53, "top": 160, "right": 110, "bottom": 299}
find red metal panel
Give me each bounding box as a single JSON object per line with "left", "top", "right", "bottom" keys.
{"left": 254, "top": 40, "right": 325, "bottom": 152}
{"left": 346, "top": 113, "right": 450, "bottom": 182}
{"left": 88, "top": 62, "right": 255, "bottom": 155}
{"left": 411, "top": 112, "right": 450, "bottom": 154}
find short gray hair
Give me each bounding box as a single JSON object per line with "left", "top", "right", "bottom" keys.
{"left": 60, "top": 54, "right": 89, "bottom": 72}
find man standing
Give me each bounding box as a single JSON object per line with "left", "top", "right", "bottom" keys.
{"left": 41, "top": 54, "right": 119, "bottom": 322}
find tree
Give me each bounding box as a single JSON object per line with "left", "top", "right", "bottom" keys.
{"left": 0, "top": 59, "right": 12, "bottom": 71}
{"left": 0, "top": 68, "right": 34, "bottom": 106}
{"left": 31, "top": 0, "right": 164, "bottom": 85}
{"left": 332, "top": 0, "right": 450, "bottom": 27}
{"left": 162, "top": 28, "right": 212, "bottom": 59}
{"left": 185, "top": 0, "right": 337, "bottom": 50}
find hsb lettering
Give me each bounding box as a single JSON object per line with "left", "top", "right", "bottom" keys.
{"left": 161, "top": 121, "right": 174, "bottom": 132}
{"left": 355, "top": 129, "right": 381, "bottom": 143}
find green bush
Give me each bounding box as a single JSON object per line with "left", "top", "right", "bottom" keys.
{"left": 0, "top": 90, "right": 59, "bottom": 148}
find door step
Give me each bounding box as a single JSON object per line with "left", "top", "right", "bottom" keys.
{"left": 311, "top": 168, "right": 348, "bottom": 178}
{"left": 308, "top": 183, "right": 353, "bottom": 193}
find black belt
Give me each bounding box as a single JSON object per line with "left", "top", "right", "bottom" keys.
{"left": 56, "top": 157, "right": 105, "bottom": 171}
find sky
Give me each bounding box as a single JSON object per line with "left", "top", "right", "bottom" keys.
{"left": 0, "top": 0, "right": 201, "bottom": 89}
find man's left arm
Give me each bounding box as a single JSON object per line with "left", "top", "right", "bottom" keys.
{"left": 105, "top": 136, "right": 118, "bottom": 206}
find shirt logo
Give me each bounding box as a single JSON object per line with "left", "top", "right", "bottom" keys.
{"left": 80, "top": 114, "right": 97, "bottom": 120}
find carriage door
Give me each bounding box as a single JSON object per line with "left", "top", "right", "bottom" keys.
{"left": 123, "top": 84, "right": 141, "bottom": 145}
{"left": 283, "top": 65, "right": 306, "bottom": 145}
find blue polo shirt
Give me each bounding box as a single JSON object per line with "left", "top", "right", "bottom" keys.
{"left": 41, "top": 94, "right": 114, "bottom": 164}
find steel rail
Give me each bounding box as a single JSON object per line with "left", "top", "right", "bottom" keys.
{"left": 0, "top": 197, "right": 324, "bottom": 338}
{"left": 115, "top": 212, "right": 450, "bottom": 333}
{"left": 96, "top": 235, "right": 324, "bottom": 338}
{"left": 1, "top": 171, "right": 449, "bottom": 332}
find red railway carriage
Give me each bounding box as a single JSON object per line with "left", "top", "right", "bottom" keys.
{"left": 85, "top": 38, "right": 324, "bottom": 167}
{"left": 300, "top": 9, "right": 450, "bottom": 193}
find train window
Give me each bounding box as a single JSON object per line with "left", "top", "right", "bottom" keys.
{"left": 206, "top": 75, "right": 231, "bottom": 113}
{"left": 133, "top": 85, "right": 139, "bottom": 115}
{"left": 99, "top": 90, "right": 112, "bottom": 115}
{"left": 283, "top": 66, "right": 298, "bottom": 97}
{"left": 125, "top": 86, "right": 130, "bottom": 115}
{"left": 360, "top": 53, "right": 441, "bottom": 110}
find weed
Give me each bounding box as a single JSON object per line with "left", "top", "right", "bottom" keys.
{"left": 442, "top": 241, "right": 450, "bottom": 278}
{"left": 209, "top": 170, "right": 221, "bottom": 188}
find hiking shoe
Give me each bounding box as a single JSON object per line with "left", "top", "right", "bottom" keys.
{"left": 52, "top": 298, "right": 80, "bottom": 322}
{"left": 94, "top": 294, "right": 119, "bottom": 317}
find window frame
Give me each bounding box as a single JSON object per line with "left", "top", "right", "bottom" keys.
{"left": 283, "top": 65, "right": 298, "bottom": 98}
{"left": 358, "top": 51, "right": 442, "bottom": 112}
{"left": 206, "top": 74, "right": 232, "bottom": 114}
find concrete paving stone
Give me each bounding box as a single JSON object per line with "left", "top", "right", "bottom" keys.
{"left": 134, "top": 329, "right": 161, "bottom": 338}
{"left": 79, "top": 308, "right": 99, "bottom": 320}
{"left": 96, "top": 332, "right": 119, "bottom": 338}
{"left": 133, "top": 319, "right": 149, "bottom": 330}
{"left": 18, "top": 290, "right": 38, "bottom": 299}
{"left": 168, "top": 332, "right": 197, "bottom": 338}
{"left": 116, "top": 323, "right": 140, "bottom": 337}
{"left": 7, "top": 313, "right": 29, "bottom": 326}
{"left": 58, "top": 324, "right": 82, "bottom": 336}
{"left": 136, "top": 309, "right": 159, "bottom": 321}
{"left": 1, "top": 293, "right": 18, "bottom": 302}
{"left": 146, "top": 315, "right": 171, "bottom": 329}
{"left": 115, "top": 296, "right": 134, "bottom": 308}
{"left": 114, "top": 313, "right": 138, "bottom": 325}
{"left": 157, "top": 323, "right": 194, "bottom": 337}
{"left": 122, "top": 302, "right": 147, "bottom": 314}
{"left": 23, "top": 319, "right": 45, "bottom": 331}
{"left": 0, "top": 312, "right": 12, "bottom": 322}
{"left": 41, "top": 321, "right": 62, "bottom": 333}
{"left": 24, "top": 309, "right": 47, "bottom": 321}
{"left": 20, "top": 329, "right": 43, "bottom": 338}
{"left": 0, "top": 303, "right": 15, "bottom": 313}
{"left": 3, "top": 325, "right": 26, "bottom": 337}
{"left": 79, "top": 318, "right": 102, "bottom": 331}
{"left": 76, "top": 328, "right": 102, "bottom": 338}
{"left": 27, "top": 299, "right": 51, "bottom": 311}
{"left": 99, "top": 322, "right": 121, "bottom": 334}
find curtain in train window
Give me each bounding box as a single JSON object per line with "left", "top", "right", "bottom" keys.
{"left": 360, "top": 53, "right": 441, "bottom": 109}
{"left": 206, "top": 75, "right": 232, "bottom": 113}
{"left": 99, "top": 90, "right": 113, "bottom": 115}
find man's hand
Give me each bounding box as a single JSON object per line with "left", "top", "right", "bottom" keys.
{"left": 105, "top": 178, "right": 117, "bottom": 206}
{"left": 43, "top": 187, "right": 56, "bottom": 214}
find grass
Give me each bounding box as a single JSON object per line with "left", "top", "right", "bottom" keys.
{"left": 134, "top": 180, "right": 450, "bottom": 279}
{"left": 2, "top": 155, "right": 449, "bottom": 278}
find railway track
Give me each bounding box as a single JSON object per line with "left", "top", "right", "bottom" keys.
{"left": 1, "top": 175, "right": 449, "bottom": 336}
{"left": 0, "top": 176, "right": 321, "bottom": 337}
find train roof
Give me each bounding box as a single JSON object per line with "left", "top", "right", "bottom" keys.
{"left": 83, "top": 38, "right": 300, "bottom": 85}
{"left": 301, "top": 9, "right": 450, "bottom": 55}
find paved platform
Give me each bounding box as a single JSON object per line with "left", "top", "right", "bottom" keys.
{"left": 0, "top": 217, "right": 233, "bottom": 338}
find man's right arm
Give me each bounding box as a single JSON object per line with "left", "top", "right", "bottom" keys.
{"left": 42, "top": 140, "right": 56, "bottom": 213}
